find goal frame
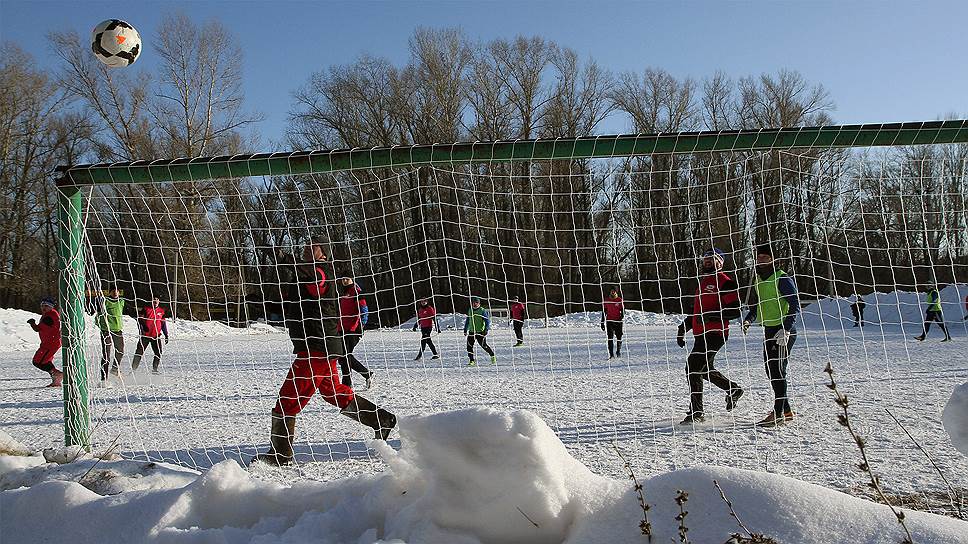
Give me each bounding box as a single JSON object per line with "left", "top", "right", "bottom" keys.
{"left": 54, "top": 120, "right": 968, "bottom": 448}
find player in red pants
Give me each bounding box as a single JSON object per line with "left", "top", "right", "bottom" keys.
{"left": 28, "top": 297, "right": 63, "bottom": 387}
{"left": 255, "top": 241, "right": 397, "bottom": 466}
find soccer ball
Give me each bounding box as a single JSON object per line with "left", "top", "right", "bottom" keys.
{"left": 91, "top": 19, "right": 141, "bottom": 68}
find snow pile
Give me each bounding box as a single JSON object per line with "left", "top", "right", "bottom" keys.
{"left": 0, "top": 429, "right": 31, "bottom": 457}
{"left": 0, "top": 307, "right": 286, "bottom": 353}
{"left": 2, "top": 408, "right": 966, "bottom": 543}
{"left": 943, "top": 382, "right": 968, "bottom": 456}
{"left": 801, "top": 284, "right": 967, "bottom": 331}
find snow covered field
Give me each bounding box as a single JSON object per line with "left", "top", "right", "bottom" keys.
{"left": 1, "top": 288, "right": 967, "bottom": 542}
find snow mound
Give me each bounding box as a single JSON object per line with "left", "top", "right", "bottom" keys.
{"left": 943, "top": 382, "right": 968, "bottom": 456}
{"left": 399, "top": 309, "right": 681, "bottom": 331}
{"left": 2, "top": 408, "right": 966, "bottom": 543}
{"left": 0, "top": 429, "right": 31, "bottom": 457}
{"left": 801, "top": 284, "right": 967, "bottom": 331}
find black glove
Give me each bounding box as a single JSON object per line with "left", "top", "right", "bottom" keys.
{"left": 676, "top": 323, "right": 686, "bottom": 348}
{"left": 600, "top": 322, "right": 606, "bottom": 331}
{"left": 27, "top": 318, "right": 36, "bottom": 325}
{"left": 164, "top": 336, "right": 170, "bottom": 345}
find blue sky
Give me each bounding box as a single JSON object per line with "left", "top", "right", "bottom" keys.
{"left": 3, "top": 0, "right": 967, "bottom": 151}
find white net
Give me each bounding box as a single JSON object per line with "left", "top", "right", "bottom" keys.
{"left": 8, "top": 143, "right": 967, "bottom": 514}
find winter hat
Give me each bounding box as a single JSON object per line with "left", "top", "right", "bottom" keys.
{"left": 755, "top": 244, "right": 773, "bottom": 258}
{"left": 40, "top": 296, "right": 55, "bottom": 307}
{"left": 703, "top": 247, "right": 726, "bottom": 267}
{"left": 471, "top": 297, "right": 481, "bottom": 304}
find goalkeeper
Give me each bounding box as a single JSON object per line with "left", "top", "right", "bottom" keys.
{"left": 742, "top": 244, "right": 800, "bottom": 427}
{"left": 255, "top": 240, "right": 396, "bottom": 466}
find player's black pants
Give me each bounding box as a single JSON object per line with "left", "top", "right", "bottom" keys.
{"left": 339, "top": 332, "right": 371, "bottom": 387}
{"left": 513, "top": 320, "right": 524, "bottom": 342}
{"left": 99, "top": 330, "right": 124, "bottom": 380}
{"left": 606, "top": 322, "right": 623, "bottom": 357}
{"left": 132, "top": 336, "right": 163, "bottom": 371}
{"left": 417, "top": 327, "right": 438, "bottom": 357}
{"left": 763, "top": 326, "right": 797, "bottom": 416}
{"left": 922, "top": 310, "right": 949, "bottom": 338}
{"left": 466, "top": 333, "right": 494, "bottom": 361}
{"left": 686, "top": 331, "right": 739, "bottom": 416}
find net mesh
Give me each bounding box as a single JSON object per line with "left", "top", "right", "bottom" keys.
{"left": 29, "top": 142, "right": 968, "bottom": 514}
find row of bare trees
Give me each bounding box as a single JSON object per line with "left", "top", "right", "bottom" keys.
{"left": 2, "top": 23, "right": 965, "bottom": 324}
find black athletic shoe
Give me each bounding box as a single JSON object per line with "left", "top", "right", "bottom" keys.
{"left": 914, "top": 335, "right": 926, "bottom": 342}
{"left": 726, "top": 388, "right": 744, "bottom": 411}
{"left": 680, "top": 413, "right": 705, "bottom": 424}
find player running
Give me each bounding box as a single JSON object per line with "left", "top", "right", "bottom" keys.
{"left": 28, "top": 297, "right": 63, "bottom": 387}
{"left": 677, "top": 248, "right": 744, "bottom": 424}
{"left": 412, "top": 298, "right": 440, "bottom": 360}
{"left": 337, "top": 277, "right": 373, "bottom": 389}
{"left": 914, "top": 285, "right": 951, "bottom": 342}
{"left": 464, "top": 297, "right": 495, "bottom": 366}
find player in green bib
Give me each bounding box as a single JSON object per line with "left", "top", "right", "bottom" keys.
{"left": 914, "top": 285, "right": 951, "bottom": 342}
{"left": 743, "top": 244, "right": 800, "bottom": 426}
{"left": 463, "top": 297, "right": 496, "bottom": 366}
{"left": 96, "top": 286, "right": 126, "bottom": 380}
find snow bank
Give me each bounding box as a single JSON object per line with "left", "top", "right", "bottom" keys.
{"left": 943, "top": 382, "right": 968, "bottom": 456}
{"left": 0, "top": 307, "right": 286, "bottom": 353}
{"left": 2, "top": 408, "right": 965, "bottom": 543}
{"left": 801, "top": 284, "right": 968, "bottom": 331}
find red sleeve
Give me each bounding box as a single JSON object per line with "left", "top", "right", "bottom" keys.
{"left": 305, "top": 266, "right": 328, "bottom": 297}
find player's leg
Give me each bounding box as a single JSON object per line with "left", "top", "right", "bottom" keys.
{"left": 132, "top": 336, "right": 147, "bottom": 369}
{"left": 466, "top": 334, "right": 476, "bottom": 365}
{"left": 255, "top": 353, "right": 319, "bottom": 465}
{"left": 683, "top": 334, "right": 707, "bottom": 422}
{"left": 606, "top": 323, "right": 615, "bottom": 358}
{"left": 149, "top": 338, "right": 162, "bottom": 372}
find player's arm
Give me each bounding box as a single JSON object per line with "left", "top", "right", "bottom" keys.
{"left": 778, "top": 277, "right": 800, "bottom": 331}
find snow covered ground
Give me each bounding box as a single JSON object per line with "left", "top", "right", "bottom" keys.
{"left": 1, "top": 287, "right": 967, "bottom": 542}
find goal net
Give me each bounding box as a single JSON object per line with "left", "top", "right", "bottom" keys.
{"left": 41, "top": 122, "right": 968, "bottom": 510}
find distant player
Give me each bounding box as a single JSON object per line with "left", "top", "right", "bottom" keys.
{"left": 255, "top": 241, "right": 396, "bottom": 466}
{"left": 463, "top": 297, "right": 495, "bottom": 366}
{"left": 677, "top": 248, "right": 743, "bottom": 424}
{"left": 849, "top": 294, "right": 866, "bottom": 328}
{"left": 601, "top": 286, "right": 624, "bottom": 359}
{"left": 28, "top": 297, "right": 63, "bottom": 387}
{"left": 743, "top": 244, "right": 800, "bottom": 427}
{"left": 337, "top": 277, "right": 373, "bottom": 389}
{"left": 131, "top": 296, "right": 168, "bottom": 373}
{"left": 914, "top": 285, "right": 951, "bottom": 342}
{"left": 412, "top": 298, "right": 440, "bottom": 360}
{"left": 96, "top": 286, "right": 125, "bottom": 380}
{"left": 509, "top": 296, "right": 526, "bottom": 347}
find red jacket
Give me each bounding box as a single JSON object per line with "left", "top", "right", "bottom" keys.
{"left": 416, "top": 304, "right": 437, "bottom": 329}
{"left": 510, "top": 302, "right": 526, "bottom": 322}
{"left": 33, "top": 308, "right": 61, "bottom": 347}
{"left": 338, "top": 283, "right": 366, "bottom": 333}
{"left": 140, "top": 306, "right": 167, "bottom": 338}
{"left": 691, "top": 272, "right": 740, "bottom": 335}
{"left": 603, "top": 297, "right": 624, "bottom": 322}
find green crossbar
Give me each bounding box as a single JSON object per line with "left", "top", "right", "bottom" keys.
{"left": 58, "top": 120, "right": 968, "bottom": 186}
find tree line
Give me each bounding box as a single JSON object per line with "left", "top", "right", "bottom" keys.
{"left": 2, "top": 21, "right": 965, "bottom": 325}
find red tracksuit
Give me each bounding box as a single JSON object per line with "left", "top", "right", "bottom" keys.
{"left": 603, "top": 297, "right": 624, "bottom": 322}
{"left": 31, "top": 308, "right": 61, "bottom": 370}
{"left": 140, "top": 306, "right": 167, "bottom": 338}
{"left": 337, "top": 284, "right": 366, "bottom": 334}
{"left": 510, "top": 302, "right": 526, "bottom": 322}
{"left": 416, "top": 305, "right": 437, "bottom": 329}
{"left": 276, "top": 263, "right": 354, "bottom": 416}
{"left": 691, "top": 272, "right": 739, "bottom": 335}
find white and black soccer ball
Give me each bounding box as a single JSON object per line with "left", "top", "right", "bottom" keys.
{"left": 91, "top": 19, "right": 141, "bottom": 68}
